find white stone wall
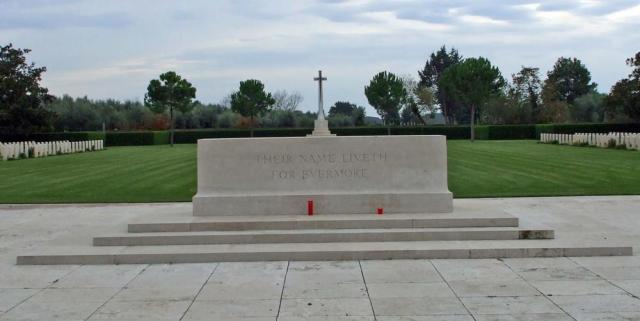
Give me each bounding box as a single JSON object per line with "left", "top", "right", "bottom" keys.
{"left": 540, "top": 132, "right": 640, "bottom": 150}
{"left": 0, "top": 140, "right": 105, "bottom": 161}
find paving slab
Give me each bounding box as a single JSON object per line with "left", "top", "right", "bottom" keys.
{"left": 283, "top": 280, "right": 367, "bottom": 299}
{"left": 279, "top": 298, "right": 373, "bottom": 317}
{"left": 610, "top": 279, "right": 640, "bottom": 297}
{"left": 376, "top": 316, "right": 473, "bottom": 321}
{"left": 112, "top": 285, "right": 202, "bottom": 302}
{"left": 182, "top": 299, "right": 279, "bottom": 319}
{"left": 123, "top": 263, "right": 216, "bottom": 289}
{"left": 585, "top": 266, "right": 640, "bottom": 280}
{"left": 367, "top": 282, "right": 456, "bottom": 298}
{"left": 287, "top": 261, "right": 363, "bottom": 284}
{"left": 0, "top": 265, "right": 77, "bottom": 289}
{"left": 570, "top": 311, "right": 640, "bottom": 321}
{"left": 360, "top": 260, "right": 442, "bottom": 283}
{"left": 0, "top": 289, "right": 39, "bottom": 313}
{"left": 570, "top": 256, "right": 640, "bottom": 268}
{"left": 27, "top": 288, "right": 119, "bottom": 303}
{"left": 461, "top": 296, "right": 563, "bottom": 315}
{"left": 1, "top": 299, "right": 103, "bottom": 321}
{"left": 514, "top": 266, "right": 600, "bottom": 281}
{"left": 549, "top": 294, "right": 640, "bottom": 314}
{"left": 473, "top": 314, "right": 574, "bottom": 321}
{"left": 448, "top": 279, "right": 540, "bottom": 297}
{"left": 371, "top": 297, "right": 468, "bottom": 316}
{"left": 88, "top": 299, "right": 191, "bottom": 321}
{"left": 530, "top": 280, "right": 626, "bottom": 296}
{"left": 432, "top": 259, "right": 521, "bottom": 282}
{"left": 51, "top": 264, "right": 145, "bottom": 288}
{"left": 502, "top": 257, "right": 580, "bottom": 269}
{"left": 197, "top": 261, "right": 286, "bottom": 300}
{"left": 279, "top": 317, "right": 374, "bottom": 321}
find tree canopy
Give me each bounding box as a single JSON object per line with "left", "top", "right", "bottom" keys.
{"left": 607, "top": 52, "right": 640, "bottom": 121}
{"left": 511, "top": 67, "right": 542, "bottom": 122}
{"left": 439, "top": 57, "right": 505, "bottom": 140}
{"left": 364, "top": 71, "right": 406, "bottom": 126}
{"left": 328, "top": 101, "right": 366, "bottom": 126}
{"left": 0, "top": 43, "right": 54, "bottom": 135}
{"left": 418, "top": 45, "right": 463, "bottom": 124}
{"left": 230, "top": 79, "right": 275, "bottom": 136}
{"left": 544, "top": 57, "right": 597, "bottom": 105}
{"left": 144, "top": 71, "right": 196, "bottom": 145}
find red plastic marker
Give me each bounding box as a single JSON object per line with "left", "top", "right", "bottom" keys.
{"left": 308, "top": 200, "right": 314, "bottom": 216}
{"left": 377, "top": 207, "right": 383, "bottom": 215}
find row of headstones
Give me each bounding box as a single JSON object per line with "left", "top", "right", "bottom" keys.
{"left": 540, "top": 133, "right": 640, "bottom": 150}
{"left": 0, "top": 140, "right": 104, "bottom": 161}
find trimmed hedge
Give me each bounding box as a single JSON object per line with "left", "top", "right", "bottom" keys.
{"left": 485, "top": 125, "right": 537, "bottom": 140}
{"left": 105, "top": 131, "right": 169, "bottom": 146}
{"left": 3, "top": 123, "right": 639, "bottom": 146}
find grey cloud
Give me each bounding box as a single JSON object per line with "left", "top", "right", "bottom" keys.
{"left": 311, "top": 0, "right": 639, "bottom": 25}
{"left": 0, "top": 11, "right": 132, "bottom": 30}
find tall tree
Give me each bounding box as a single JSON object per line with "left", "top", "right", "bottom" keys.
{"left": 511, "top": 66, "right": 542, "bottom": 122}
{"left": 365, "top": 71, "right": 406, "bottom": 134}
{"left": 544, "top": 57, "right": 597, "bottom": 105}
{"left": 439, "top": 57, "right": 505, "bottom": 141}
{"left": 144, "top": 71, "right": 196, "bottom": 146}
{"left": 230, "top": 79, "right": 275, "bottom": 137}
{"left": 606, "top": 52, "right": 640, "bottom": 121}
{"left": 418, "top": 45, "right": 463, "bottom": 124}
{"left": 0, "top": 43, "right": 54, "bottom": 135}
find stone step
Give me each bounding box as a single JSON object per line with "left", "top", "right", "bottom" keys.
{"left": 127, "top": 212, "right": 519, "bottom": 233}
{"left": 94, "top": 227, "right": 553, "bottom": 246}
{"left": 17, "top": 240, "right": 632, "bottom": 265}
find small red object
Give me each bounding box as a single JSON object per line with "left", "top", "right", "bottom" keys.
{"left": 377, "top": 208, "right": 383, "bottom": 215}
{"left": 308, "top": 200, "right": 314, "bottom": 216}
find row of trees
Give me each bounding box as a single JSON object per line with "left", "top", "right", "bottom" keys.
{"left": 142, "top": 75, "right": 370, "bottom": 142}
{"left": 364, "top": 46, "right": 639, "bottom": 133}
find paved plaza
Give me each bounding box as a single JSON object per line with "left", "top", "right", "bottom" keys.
{"left": 1, "top": 196, "right": 639, "bottom": 321}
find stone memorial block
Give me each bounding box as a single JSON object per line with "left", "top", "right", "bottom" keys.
{"left": 193, "top": 135, "right": 453, "bottom": 216}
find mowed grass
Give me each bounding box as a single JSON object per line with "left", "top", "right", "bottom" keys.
{"left": 448, "top": 140, "right": 640, "bottom": 197}
{"left": 0, "top": 145, "right": 197, "bottom": 203}
{"left": 0, "top": 140, "right": 638, "bottom": 203}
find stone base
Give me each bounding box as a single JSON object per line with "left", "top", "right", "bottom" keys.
{"left": 193, "top": 192, "right": 453, "bottom": 216}
{"left": 308, "top": 118, "right": 335, "bottom": 136}
{"left": 194, "top": 135, "right": 453, "bottom": 217}
{"left": 16, "top": 210, "right": 633, "bottom": 265}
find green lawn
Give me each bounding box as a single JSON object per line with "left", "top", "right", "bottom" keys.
{"left": 0, "top": 140, "right": 638, "bottom": 203}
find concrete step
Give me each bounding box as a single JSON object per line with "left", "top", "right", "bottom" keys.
{"left": 128, "top": 212, "right": 519, "bottom": 233}
{"left": 94, "top": 227, "right": 553, "bottom": 246}
{"left": 17, "top": 240, "right": 632, "bottom": 265}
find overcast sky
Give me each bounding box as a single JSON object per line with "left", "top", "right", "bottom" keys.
{"left": 2, "top": 0, "right": 639, "bottom": 114}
